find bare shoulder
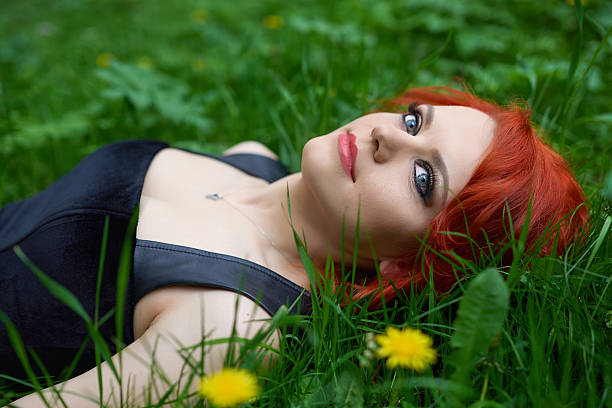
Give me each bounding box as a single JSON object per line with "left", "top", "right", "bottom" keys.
{"left": 10, "top": 288, "right": 280, "bottom": 408}
{"left": 222, "top": 141, "right": 279, "bottom": 161}
{"left": 146, "top": 287, "right": 279, "bottom": 371}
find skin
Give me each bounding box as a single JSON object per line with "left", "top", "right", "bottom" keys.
{"left": 10, "top": 106, "right": 495, "bottom": 407}
{"left": 277, "top": 105, "right": 496, "bottom": 270}
{"left": 206, "top": 106, "right": 495, "bottom": 279}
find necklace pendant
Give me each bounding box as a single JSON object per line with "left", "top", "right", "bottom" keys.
{"left": 205, "top": 193, "right": 221, "bottom": 200}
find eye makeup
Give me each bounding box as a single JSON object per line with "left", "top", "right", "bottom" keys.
{"left": 401, "top": 102, "right": 422, "bottom": 136}
{"left": 414, "top": 158, "right": 437, "bottom": 203}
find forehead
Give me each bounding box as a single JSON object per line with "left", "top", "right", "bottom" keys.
{"left": 430, "top": 105, "right": 495, "bottom": 199}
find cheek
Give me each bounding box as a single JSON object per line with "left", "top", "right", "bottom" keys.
{"left": 357, "top": 179, "right": 431, "bottom": 256}
{"left": 360, "top": 211, "right": 426, "bottom": 256}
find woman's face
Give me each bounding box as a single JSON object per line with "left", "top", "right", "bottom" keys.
{"left": 301, "top": 105, "right": 495, "bottom": 263}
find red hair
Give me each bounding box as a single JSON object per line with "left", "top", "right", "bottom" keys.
{"left": 351, "top": 86, "right": 589, "bottom": 306}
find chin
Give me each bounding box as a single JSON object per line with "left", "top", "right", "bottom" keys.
{"left": 301, "top": 135, "right": 333, "bottom": 182}
{"left": 301, "top": 135, "right": 348, "bottom": 216}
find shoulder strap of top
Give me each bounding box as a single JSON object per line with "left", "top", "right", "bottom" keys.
{"left": 133, "top": 239, "right": 312, "bottom": 316}
{"left": 174, "top": 148, "right": 290, "bottom": 183}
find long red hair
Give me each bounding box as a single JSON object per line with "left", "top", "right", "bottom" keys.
{"left": 351, "top": 86, "right": 589, "bottom": 306}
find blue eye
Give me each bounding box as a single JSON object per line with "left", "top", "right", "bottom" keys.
{"left": 402, "top": 102, "right": 422, "bottom": 135}
{"left": 414, "top": 159, "right": 435, "bottom": 202}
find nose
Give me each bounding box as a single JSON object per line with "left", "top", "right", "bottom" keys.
{"left": 371, "top": 125, "right": 424, "bottom": 163}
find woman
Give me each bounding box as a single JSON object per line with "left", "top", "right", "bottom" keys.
{"left": 1, "top": 86, "right": 588, "bottom": 407}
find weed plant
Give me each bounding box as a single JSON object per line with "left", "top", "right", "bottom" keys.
{"left": 0, "top": 0, "right": 610, "bottom": 407}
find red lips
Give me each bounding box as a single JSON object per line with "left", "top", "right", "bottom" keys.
{"left": 338, "top": 132, "right": 358, "bottom": 182}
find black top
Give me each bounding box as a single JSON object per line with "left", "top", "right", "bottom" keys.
{"left": 134, "top": 241, "right": 310, "bottom": 317}
{"left": 0, "top": 140, "right": 310, "bottom": 380}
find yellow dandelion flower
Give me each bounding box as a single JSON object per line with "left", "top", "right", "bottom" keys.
{"left": 191, "top": 58, "right": 206, "bottom": 72}
{"left": 263, "top": 15, "right": 283, "bottom": 30}
{"left": 137, "top": 56, "right": 153, "bottom": 70}
{"left": 199, "top": 368, "right": 260, "bottom": 407}
{"left": 191, "top": 9, "right": 208, "bottom": 24}
{"left": 375, "top": 327, "right": 437, "bottom": 371}
{"left": 96, "top": 52, "right": 115, "bottom": 68}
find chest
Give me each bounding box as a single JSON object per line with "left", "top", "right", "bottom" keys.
{"left": 136, "top": 148, "right": 268, "bottom": 257}
{"left": 133, "top": 148, "right": 273, "bottom": 335}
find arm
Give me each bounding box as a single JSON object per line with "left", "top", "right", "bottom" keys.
{"left": 10, "top": 288, "right": 278, "bottom": 408}
{"left": 222, "top": 141, "right": 279, "bottom": 161}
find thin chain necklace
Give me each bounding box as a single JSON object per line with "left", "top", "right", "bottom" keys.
{"left": 205, "top": 192, "right": 296, "bottom": 266}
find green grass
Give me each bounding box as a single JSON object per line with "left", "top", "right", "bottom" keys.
{"left": 1, "top": 0, "right": 611, "bottom": 406}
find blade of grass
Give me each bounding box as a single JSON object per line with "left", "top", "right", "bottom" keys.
{"left": 507, "top": 191, "right": 534, "bottom": 290}
{"left": 585, "top": 215, "right": 611, "bottom": 272}
{"left": 94, "top": 215, "right": 110, "bottom": 408}
{"left": 13, "top": 246, "right": 120, "bottom": 380}
{"left": 13, "top": 246, "right": 91, "bottom": 324}
{"left": 115, "top": 209, "right": 139, "bottom": 352}
{"left": 28, "top": 349, "right": 68, "bottom": 408}
{"left": 0, "top": 311, "right": 49, "bottom": 406}
{"left": 113, "top": 208, "right": 140, "bottom": 408}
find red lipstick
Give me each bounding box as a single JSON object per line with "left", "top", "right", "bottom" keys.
{"left": 338, "top": 132, "right": 358, "bottom": 182}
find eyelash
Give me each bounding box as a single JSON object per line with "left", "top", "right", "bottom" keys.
{"left": 402, "top": 102, "right": 436, "bottom": 203}
{"left": 401, "top": 102, "right": 422, "bottom": 136}
{"left": 414, "top": 159, "right": 437, "bottom": 203}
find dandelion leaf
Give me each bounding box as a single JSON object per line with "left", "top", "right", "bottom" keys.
{"left": 333, "top": 368, "right": 364, "bottom": 408}
{"left": 450, "top": 268, "right": 509, "bottom": 372}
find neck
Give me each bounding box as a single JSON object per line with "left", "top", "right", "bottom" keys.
{"left": 223, "top": 173, "right": 340, "bottom": 288}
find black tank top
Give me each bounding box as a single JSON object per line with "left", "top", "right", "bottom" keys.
{"left": 0, "top": 140, "right": 310, "bottom": 380}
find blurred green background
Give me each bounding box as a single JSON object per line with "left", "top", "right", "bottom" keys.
{"left": 1, "top": 1, "right": 611, "bottom": 406}
{"left": 0, "top": 0, "right": 610, "bottom": 204}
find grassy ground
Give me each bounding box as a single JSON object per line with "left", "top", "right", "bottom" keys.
{"left": 0, "top": 0, "right": 611, "bottom": 407}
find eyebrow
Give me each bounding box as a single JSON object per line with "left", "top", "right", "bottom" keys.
{"left": 422, "top": 104, "right": 434, "bottom": 131}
